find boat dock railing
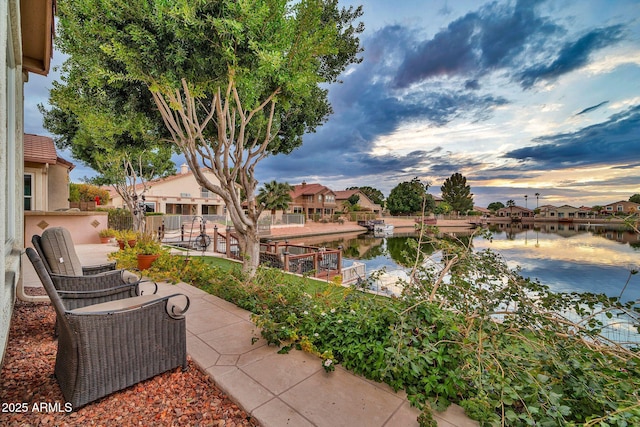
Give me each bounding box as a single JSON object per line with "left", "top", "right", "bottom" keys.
{"left": 260, "top": 241, "right": 343, "bottom": 280}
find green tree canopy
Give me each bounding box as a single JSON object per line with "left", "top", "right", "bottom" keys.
{"left": 69, "top": 183, "right": 111, "bottom": 205}
{"left": 54, "top": 0, "right": 364, "bottom": 273}
{"left": 440, "top": 173, "right": 474, "bottom": 214}
{"left": 629, "top": 194, "right": 640, "bottom": 204}
{"left": 347, "top": 194, "right": 360, "bottom": 206}
{"left": 487, "top": 201, "right": 505, "bottom": 212}
{"left": 386, "top": 178, "right": 430, "bottom": 215}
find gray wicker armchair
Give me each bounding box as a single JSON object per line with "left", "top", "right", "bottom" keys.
{"left": 36, "top": 227, "right": 117, "bottom": 274}
{"left": 26, "top": 247, "right": 189, "bottom": 409}
{"left": 31, "top": 228, "right": 157, "bottom": 310}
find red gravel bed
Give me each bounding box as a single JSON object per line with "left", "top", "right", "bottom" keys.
{"left": 0, "top": 300, "right": 260, "bottom": 426}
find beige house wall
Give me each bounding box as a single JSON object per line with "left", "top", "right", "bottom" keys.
{"left": 24, "top": 161, "right": 71, "bottom": 212}
{"left": 549, "top": 205, "right": 580, "bottom": 219}
{"left": 47, "top": 163, "right": 71, "bottom": 210}
{"left": 1, "top": 0, "right": 25, "bottom": 363}
{"left": 24, "top": 211, "right": 110, "bottom": 245}
{"left": 603, "top": 201, "right": 639, "bottom": 215}
{"left": 336, "top": 191, "right": 381, "bottom": 213}
{"left": 109, "top": 168, "right": 226, "bottom": 216}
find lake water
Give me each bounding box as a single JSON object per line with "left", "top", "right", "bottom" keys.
{"left": 286, "top": 222, "right": 640, "bottom": 303}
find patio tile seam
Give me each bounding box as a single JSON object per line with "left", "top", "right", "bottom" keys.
{"left": 236, "top": 362, "right": 321, "bottom": 398}
{"left": 380, "top": 399, "right": 415, "bottom": 427}
{"left": 250, "top": 396, "right": 317, "bottom": 427}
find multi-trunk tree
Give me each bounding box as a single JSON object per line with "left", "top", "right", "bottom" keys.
{"left": 54, "top": 0, "right": 364, "bottom": 273}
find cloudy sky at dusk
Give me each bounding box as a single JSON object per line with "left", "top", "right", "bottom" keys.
{"left": 24, "top": 0, "right": 640, "bottom": 208}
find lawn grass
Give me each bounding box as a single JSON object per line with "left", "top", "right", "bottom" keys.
{"left": 193, "top": 254, "right": 242, "bottom": 271}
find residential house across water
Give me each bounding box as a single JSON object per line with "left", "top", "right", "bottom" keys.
{"left": 496, "top": 205, "right": 534, "bottom": 218}
{"left": 602, "top": 200, "right": 639, "bottom": 215}
{"left": 334, "top": 189, "right": 382, "bottom": 214}
{"left": 107, "top": 164, "right": 227, "bottom": 216}
{"left": 288, "top": 182, "right": 337, "bottom": 220}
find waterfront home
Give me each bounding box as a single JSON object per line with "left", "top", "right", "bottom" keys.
{"left": 548, "top": 204, "right": 581, "bottom": 220}
{"left": 106, "top": 164, "right": 228, "bottom": 216}
{"left": 334, "top": 189, "right": 382, "bottom": 214}
{"left": 496, "top": 205, "right": 534, "bottom": 218}
{"left": 23, "top": 134, "right": 75, "bottom": 211}
{"left": 289, "top": 182, "right": 337, "bottom": 220}
{"left": 602, "top": 200, "right": 640, "bottom": 215}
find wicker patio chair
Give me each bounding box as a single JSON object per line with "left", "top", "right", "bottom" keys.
{"left": 31, "top": 228, "right": 157, "bottom": 310}
{"left": 26, "top": 247, "right": 189, "bottom": 409}
{"left": 36, "top": 227, "right": 117, "bottom": 274}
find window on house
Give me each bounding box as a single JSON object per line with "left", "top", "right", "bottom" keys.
{"left": 200, "top": 187, "right": 211, "bottom": 198}
{"left": 293, "top": 207, "right": 303, "bottom": 214}
{"left": 617, "top": 205, "right": 623, "bottom": 212}
{"left": 318, "top": 195, "right": 322, "bottom": 202}
{"left": 23, "top": 175, "right": 33, "bottom": 211}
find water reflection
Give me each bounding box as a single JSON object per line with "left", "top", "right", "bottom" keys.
{"left": 282, "top": 224, "right": 640, "bottom": 302}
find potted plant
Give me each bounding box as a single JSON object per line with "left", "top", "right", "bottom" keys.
{"left": 114, "top": 229, "right": 138, "bottom": 250}
{"left": 135, "top": 233, "right": 165, "bottom": 270}
{"left": 98, "top": 228, "right": 116, "bottom": 243}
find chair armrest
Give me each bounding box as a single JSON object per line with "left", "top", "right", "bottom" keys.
{"left": 82, "top": 261, "right": 117, "bottom": 275}
{"left": 118, "top": 269, "right": 158, "bottom": 295}
{"left": 50, "top": 270, "right": 129, "bottom": 292}
{"left": 57, "top": 283, "right": 139, "bottom": 300}
{"left": 135, "top": 280, "right": 159, "bottom": 296}
{"left": 69, "top": 293, "right": 190, "bottom": 319}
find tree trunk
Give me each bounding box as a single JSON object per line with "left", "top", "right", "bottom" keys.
{"left": 237, "top": 228, "right": 260, "bottom": 276}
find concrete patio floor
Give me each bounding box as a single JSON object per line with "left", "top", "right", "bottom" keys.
{"left": 20, "top": 242, "right": 478, "bottom": 427}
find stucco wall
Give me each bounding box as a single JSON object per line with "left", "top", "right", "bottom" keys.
{"left": 1, "top": 0, "right": 25, "bottom": 364}
{"left": 25, "top": 211, "right": 110, "bottom": 245}
{"left": 48, "top": 163, "right": 71, "bottom": 210}
{"left": 110, "top": 169, "right": 225, "bottom": 215}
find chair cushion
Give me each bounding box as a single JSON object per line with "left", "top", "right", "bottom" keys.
{"left": 40, "top": 227, "right": 84, "bottom": 276}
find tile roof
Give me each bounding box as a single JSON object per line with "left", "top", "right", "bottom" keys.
{"left": 24, "top": 134, "right": 74, "bottom": 170}
{"left": 290, "top": 183, "right": 334, "bottom": 198}
{"left": 333, "top": 189, "right": 359, "bottom": 200}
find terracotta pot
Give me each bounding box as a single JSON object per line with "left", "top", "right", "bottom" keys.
{"left": 137, "top": 254, "right": 159, "bottom": 270}
{"left": 118, "top": 239, "right": 138, "bottom": 250}
{"left": 100, "top": 237, "right": 112, "bottom": 244}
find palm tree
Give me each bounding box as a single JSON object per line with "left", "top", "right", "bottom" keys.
{"left": 507, "top": 199, "right": 516, "bottom": 217}
{"left": 257, "top": 180, "right": 294, "bottom": 215}
{"left": 524, "top": 195, "right": 528, "bottom": 209}
{"left": 535, "top": 192, "right": 540, "bottom": 208}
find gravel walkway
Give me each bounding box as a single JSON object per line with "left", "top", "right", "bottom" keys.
{"left": 0, "top": 298, "right": 260, "bottom": 426}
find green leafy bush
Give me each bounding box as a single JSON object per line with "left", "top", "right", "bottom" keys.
{"left": 108, "top": 229, "right": 640, "bottom": 426}
{"left": 69, "top": 183, "right": 110, "bottom": 204}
